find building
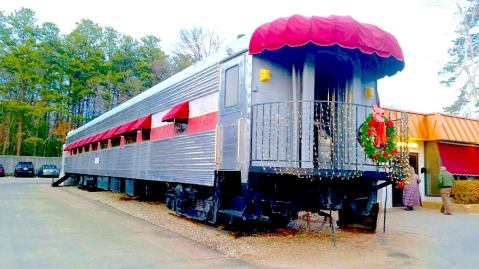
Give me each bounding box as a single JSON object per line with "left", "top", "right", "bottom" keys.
{"left": 383, "top": 109, "right": 479, "bottom": 208}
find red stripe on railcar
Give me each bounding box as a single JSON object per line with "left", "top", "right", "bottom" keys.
{"left": 188, "top": 111, "right": 218, "bottom": 135}
{"left": 151, "top": 111, "right": 218, "bottom": 141}
{"left": 150, "top": 123, "right": 175, "bottom": 140}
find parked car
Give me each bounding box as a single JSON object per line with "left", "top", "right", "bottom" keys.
{"left": 37, "top": 164, "right": 60, "bottom": 178}
{"left": 0, "top": 164, "right": 4, "bottom": 177}
{"left": 14, "top": 162, "right": 35, "bottom": 177}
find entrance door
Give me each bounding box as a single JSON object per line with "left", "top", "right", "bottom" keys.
{"left": 218, "top": 55, "right": 245, "bottom": 170}
{"left": 313, "top": 53, "right": 353, "bottom": 170}
{"left": 392, "top": 152, "right": 419, "bottom": 207}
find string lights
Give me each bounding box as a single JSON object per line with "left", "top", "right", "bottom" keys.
{"left": 252, "top": 101, "right": 409, "bottom": 182}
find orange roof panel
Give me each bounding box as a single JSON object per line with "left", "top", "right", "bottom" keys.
{"left": 386, "top": 109, "right": 479, "bottom": 145}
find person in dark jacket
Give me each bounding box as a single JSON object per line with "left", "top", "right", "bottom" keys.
{"left": 438, "top": 166, "right": 455, "bottom": 215}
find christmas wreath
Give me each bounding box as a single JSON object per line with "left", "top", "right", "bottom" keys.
{"left": 359, "top": 105, "right": 398, "bottom": 163}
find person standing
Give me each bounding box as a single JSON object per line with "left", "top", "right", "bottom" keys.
{"left": 403, "top": 166, "right": 421, "bottom": 211}
{"left": 438, "top": 166, "right": 455, "bottom": 215}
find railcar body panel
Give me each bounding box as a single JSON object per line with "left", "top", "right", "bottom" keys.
{"left": 65, "top": 131, "right": 216, "bottom": 186}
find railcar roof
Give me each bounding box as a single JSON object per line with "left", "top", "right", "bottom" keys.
{"left": 67, "top": 35, "right": 250, "bottom": 138}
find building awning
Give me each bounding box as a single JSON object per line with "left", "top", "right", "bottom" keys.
{"left": 428, "top": 114, "right": 479, "bottom": 144}
{"left": 113, "top": 115, "right": 152, "bottom": 136}
{"left": 102, "top": 126, "right": 119, "bottom": 140}
{"left": 64, "top": 115, "right": 152, "bottom": 151}
{"left": 162, "top": 102, "right": 189, "bottom": 122}
{"left": 386, "top": 109, "right": 479, "bottom": 144}
{"left": 249, "top": 15, "right": 404, "bottom": 78}
{"left": 95, "top": 130, "right": 109, "bottom": 142}
{"left": 79, "top": 137, "right": 90, "bottom": 148}
{"left": 129, "top": 114, "right": 151, "bottom": 130}
{"left": 65, "top": 141, "right": 76, "bottom": 151}
{"left": 438, "top": 143, "right": 479, "bottom": 176}
{"left": 84, "top": 136, "right": 95, "bottom": 145}
{"left": 64, "top": 143, "right": 72, "bottom": 151}
{"left": 74, "top": 139, "right": 84, "bottom": 149}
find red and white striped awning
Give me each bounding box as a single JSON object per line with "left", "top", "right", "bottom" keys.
{"left": 64, "top": 114, "right": 151, "bottom": 151}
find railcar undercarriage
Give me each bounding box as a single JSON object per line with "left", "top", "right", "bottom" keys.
{"left": 58, "top": 170, "right": 390, "bottom": 233}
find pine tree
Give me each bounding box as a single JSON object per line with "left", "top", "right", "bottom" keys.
{"left": 440, "top": 0, "right": 479, "bottom": 117}
{"left": 0, "top": 7, "right": 213, "bottom": 157}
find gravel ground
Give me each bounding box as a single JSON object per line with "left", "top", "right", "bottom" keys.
{"left": 62, "top": 187, "right": 414, "bottom": 269}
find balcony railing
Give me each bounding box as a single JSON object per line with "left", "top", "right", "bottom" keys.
{"left": 251, "top": 100, "right": 409, "bottom": 177}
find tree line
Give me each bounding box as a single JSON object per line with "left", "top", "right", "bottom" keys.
{"left": 0, "top": 8, "right": 220, "bottom": 157}
{"left": 2, "top": 2, "right": 476, "bottom": 157}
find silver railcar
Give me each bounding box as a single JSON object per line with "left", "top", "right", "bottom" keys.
{"left": 60, "top": 15, "right": 407, "bottom": 230}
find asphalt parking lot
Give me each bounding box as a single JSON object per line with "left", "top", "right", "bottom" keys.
{"left": 1, "top": 176, "right": 478, "bottom": 269}
{"left": 0, "top": 177, "right": 255, "bottom": 269}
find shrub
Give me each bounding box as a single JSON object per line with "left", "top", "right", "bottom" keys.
{"left": 451, "top": 180, "right": 479, "bottom": 204}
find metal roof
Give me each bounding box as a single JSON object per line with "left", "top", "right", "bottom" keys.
{"left": 388, "top": 109, "right": 479, "bottom": 144}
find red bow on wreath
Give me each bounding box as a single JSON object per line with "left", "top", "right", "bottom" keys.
{"left": 368, "top": 105, "right": 387, "bottom": 148}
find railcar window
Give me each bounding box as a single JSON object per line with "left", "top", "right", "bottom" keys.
{"left": 125, "top": 133, "right": 135, "bottom": 144}
{"left": 142, "top": 129, "right": 150, "bottom": 141}
{"left": 175, "top": 120, "right": 188, "bottom": 134}
{"left": 111, "top": 137, "right": 120, "bottom": 147}
{"left": 224, "top": 65, "right": 239, "bottom": 108}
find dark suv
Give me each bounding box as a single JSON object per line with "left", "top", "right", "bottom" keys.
{"left": 14, "top": 162, "right": 35, "bottom": 177}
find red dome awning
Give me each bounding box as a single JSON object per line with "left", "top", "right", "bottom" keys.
{"left": 249, "top": 15, "right": 404, "bottom": 76}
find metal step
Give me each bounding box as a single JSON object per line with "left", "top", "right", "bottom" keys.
{"left": 217, "top": 209, "right": 244, "bottom": 218}
{"left": 51, "top": 174, "right": 71, "bottom": 187}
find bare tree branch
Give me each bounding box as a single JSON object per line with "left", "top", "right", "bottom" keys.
{"left": 173, "top": 26, "right": 222, "bottom": 65}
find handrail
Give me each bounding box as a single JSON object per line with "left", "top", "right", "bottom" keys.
{"left": 250, "top": 100, "right": 409, "bottom": 176}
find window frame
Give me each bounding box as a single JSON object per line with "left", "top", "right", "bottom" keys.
{"left": 223, "top": 64, "right": 240, "bottom": 109}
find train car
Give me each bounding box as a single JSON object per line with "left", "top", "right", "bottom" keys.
{"left": 60, "top": 15, "right": 408, "bottom": 230}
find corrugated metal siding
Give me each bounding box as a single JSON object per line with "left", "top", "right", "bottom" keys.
{"left": 439, "top": 115, "right": 479, "bottom": 144}
{"left": 387, "top": 109, "right": 479, "bottom": 144}
{"left": 406, "top": 112, "right": 428, "bottom": 140}
{"left": 67, "top": 65, "right": 220, "bottom": 144}
{"left": 65, "top": 131, "right": 216, "bottom": 186}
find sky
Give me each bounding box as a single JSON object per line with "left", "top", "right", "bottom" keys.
{"left": 1, "top": 0, "right": 458, "bottom": 114}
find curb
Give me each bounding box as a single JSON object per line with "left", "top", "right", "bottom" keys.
{"left": 421, "top": 201, "right": 479, "bottom": 214}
